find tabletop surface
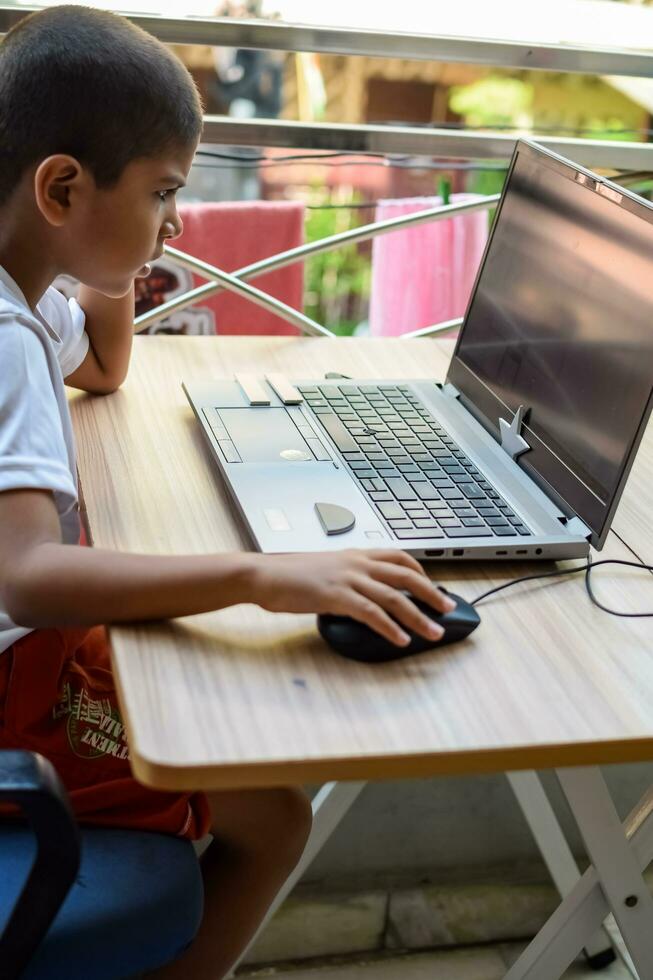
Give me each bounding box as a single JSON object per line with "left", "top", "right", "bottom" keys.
{"left": 69, "top": 336, "right": 653, "bottom": 791}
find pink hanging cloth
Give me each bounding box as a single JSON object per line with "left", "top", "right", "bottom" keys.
{"left": 174, "top": 200, "right": 305, "bottom": 336}
{"left": 368, "top": 194, "right": 488, "bottom": 337}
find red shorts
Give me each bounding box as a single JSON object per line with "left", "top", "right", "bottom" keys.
{"left": 0, "top": 625, "right": 210, "bottom": 840}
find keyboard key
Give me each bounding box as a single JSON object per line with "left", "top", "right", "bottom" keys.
{"left": 377, "top": 502, "right": 406, "bottom": 520}
{"left": 441, "top": 526, "right": 494, "bottom": 538}
{"left": 462, "top": 517, "right": 485, "bottom": 527}
{"left": 462, "top": 486, "right": 486, "bottom": 499}
{"left": 486, "top": 517, "right": 509, "bottom": 527}
{"left": 415, "top": 484, "right": 440, "bottom": 500}
{"left": 394, "top": 528, "right": 445, "bottom": 539}
{"left": 369, "top": 491, "right": 394, "bottom": 502}
{"left": 353, "top": 468, "right": 376, "bottom": 480}
{"left": 440, "top": 488, "right": 465, "bottom": 500}
{"left": 385, "top": 478, "right": 418, "bottom": 501}
{"left": 493, "top": 526, "right": 518, "bottom": 536}
{"left": 388, "top": 518, "right": 413, "bottom": 530}
{"left": 438, "top": 518, "right": 461, "bottom": 528}
{"left": 514, "top": 525, "right": 531, "bottom": 536}
{"left": 414, "top": 518, "right": 438, "bottom": 528}
{"left": 319, "top": 414, "right": 358, "bottom": 453}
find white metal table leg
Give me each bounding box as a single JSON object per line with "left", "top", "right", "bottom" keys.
{"left": 505, "top": 767, "right": 653, "bottom": 980}
{"left": 557, "top": 768, "right": 653, "bottom": 976}
{"left": 507, "top": 770, "right": 615, "bottom": 967}
{"left": 227, "top": 780, "right": 366, "bottom": 976}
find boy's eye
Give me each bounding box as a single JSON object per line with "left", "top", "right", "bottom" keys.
{"left": 157, "top": 189, "right": 175, "bottom": 202}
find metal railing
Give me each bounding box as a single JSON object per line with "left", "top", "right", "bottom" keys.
{"left": 2, "top": 7, "right": 652, "bottom": 77}
{"left": 136, "top": 194, "right": 500, "bottom": 338}
{"left": 1, "top": 6, "right": 653, "bottom": 168}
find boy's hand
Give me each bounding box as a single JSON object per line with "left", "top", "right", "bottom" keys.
{"left": 252, "top": 550, "right": 457, "bottom": 647}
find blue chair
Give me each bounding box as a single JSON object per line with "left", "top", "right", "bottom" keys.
{"left": 0, "top": 751, "right": 203, "bottom": 980}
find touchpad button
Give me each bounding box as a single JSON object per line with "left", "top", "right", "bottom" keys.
{"left": 218, "top": 408, "right": 313, "bottom": 463}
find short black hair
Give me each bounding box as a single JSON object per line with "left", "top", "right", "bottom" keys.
{"left": 0, "top": 5, "right": 203, "bottom": 205}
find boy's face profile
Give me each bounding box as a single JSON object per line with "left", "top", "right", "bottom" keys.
{"left": 36, "top": 141, "right": 197, "bottom": 298}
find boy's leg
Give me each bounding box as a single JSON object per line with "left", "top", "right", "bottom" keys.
{"left": 149, "top": 785, "right": 312, "bottom": 980}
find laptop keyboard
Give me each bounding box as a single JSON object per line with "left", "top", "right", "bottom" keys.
{"left": 298, "top": 383, "right": 531, "bottom": 541}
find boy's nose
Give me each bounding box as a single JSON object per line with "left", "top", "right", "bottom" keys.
{"left": 162, "top": 214, "right": 183, "bottom": 241}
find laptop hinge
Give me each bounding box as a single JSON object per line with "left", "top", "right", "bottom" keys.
{"left": 498, "top": 404, "right": 531, "bottom": 461}
{"left": 442, "top": 382, "right": 461, "bottom": 399}
{"left": 561, "top": 515, "right": 592, "bottom": 540}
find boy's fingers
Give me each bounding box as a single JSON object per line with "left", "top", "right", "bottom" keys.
{"left": 366, "top": 549, "right": 426, "bottom": 576}
{"left": 353, "top": 577, "right": 445, "bottom": 641}
{"left": 336, "top": 592, "right": 411, "bottom": 647}
{"left": 367, "top": 564, "right": 456, "bottom": 615}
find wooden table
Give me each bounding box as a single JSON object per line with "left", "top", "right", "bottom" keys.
{"left": 70, "top": 336, "right": 653, "bottom": 979}
{"left": 70, "top": 335, "right": 653, "bottom": 792}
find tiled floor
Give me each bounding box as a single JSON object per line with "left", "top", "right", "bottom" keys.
{"left": 240, "top": 941, "right": 635, "bottom": 979}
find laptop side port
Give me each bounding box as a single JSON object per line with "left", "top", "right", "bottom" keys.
{"left": 424, "top": 549, "right": 445, "bottom": 557}
{"left": 496, "top": 550, "right": 508, "bottom": 556}
{"left": 452, "top": 549, "right": 464, "bottom": 557}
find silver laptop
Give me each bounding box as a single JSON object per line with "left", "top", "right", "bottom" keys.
{"left": 184, "top": 140, "right": 653, "bottom": 560}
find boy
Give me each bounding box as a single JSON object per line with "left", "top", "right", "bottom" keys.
{"left": 0, "top": 7, "right": 455, "bottom": 977}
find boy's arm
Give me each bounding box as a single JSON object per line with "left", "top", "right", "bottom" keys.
{"left": 0, "top": 489, "right": 455, "bottom": 646}
{"left": 64, "top": 285, "right": 134, "bottom": 395}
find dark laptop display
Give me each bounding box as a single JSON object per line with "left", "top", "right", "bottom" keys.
{"left": 448, "top": 141, "right": 653, "bottom": 547}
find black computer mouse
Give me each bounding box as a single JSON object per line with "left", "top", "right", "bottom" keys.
{"left": 317, "top": 591, "right": 480, "bottom": 664}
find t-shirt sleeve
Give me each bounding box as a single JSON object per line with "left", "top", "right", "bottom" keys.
{"left": 0, "top": 322, "right": 78, "bottom": 503}
{"left": 37, "top": 287, "right": 89, "bottom": 379}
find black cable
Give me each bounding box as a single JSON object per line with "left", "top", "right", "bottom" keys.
{"left": 470, "top": 557, "right": 653, "bottom": 617}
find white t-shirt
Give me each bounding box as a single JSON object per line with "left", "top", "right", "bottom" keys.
{"left": 0, "top": 266, "right": 89, "bottom": 653}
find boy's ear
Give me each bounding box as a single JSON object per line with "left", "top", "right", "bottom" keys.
{"left": 34, "top": 155, "right": 90, "bottom": 227}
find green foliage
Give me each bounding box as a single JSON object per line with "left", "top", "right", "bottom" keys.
{"left": 450, "top": 76, "right": 533, "bottom": 128}
{"left": 304, "top": 191, "right": 372, "bottom": 336}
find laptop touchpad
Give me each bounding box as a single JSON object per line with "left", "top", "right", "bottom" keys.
{"left": 218, "top": 408, "right": 314, "bottom": 463}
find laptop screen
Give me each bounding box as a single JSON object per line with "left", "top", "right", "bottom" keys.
{"left": 447, "top": 140, "right": 653, "bottom": 548}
